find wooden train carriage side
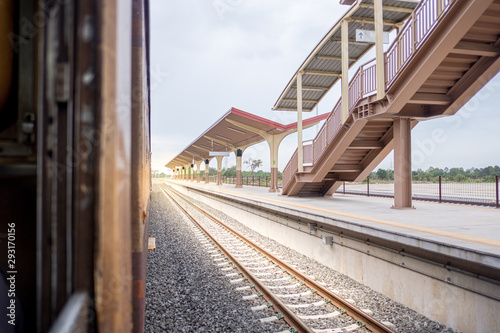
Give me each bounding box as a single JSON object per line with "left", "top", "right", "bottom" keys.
{"left": 0, "top": 0, "right": 151, "bottom": 332}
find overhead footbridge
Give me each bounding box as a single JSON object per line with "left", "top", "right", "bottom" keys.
{"left": 276, "top": 0, "right": 500, "bottom": 208}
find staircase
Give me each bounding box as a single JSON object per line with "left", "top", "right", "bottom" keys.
{"left": 282, "top": 0, "right": 500, "bottom": 197}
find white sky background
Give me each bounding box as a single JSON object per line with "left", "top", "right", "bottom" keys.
{"left": 150, "top": 0, "right": 500, "bottom": 174}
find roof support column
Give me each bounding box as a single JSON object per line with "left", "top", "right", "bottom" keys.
{"left": 224, "top": 118, "right": 325, "bottom": 194}
{"left": 216, "top": 156, "right": 224, "bottom": 186}
{"left": 341, "top": 19, "right": 349, "bottom": 123}
{"left": 393, "top": 118, "right": 414, "bottom": 209}
{"left": 235, "top": 149, "right": 244, "bottom": 188}
{"left": 181, "top": 167, "right": 185, "bottom": 180}
{"left": 268, "top": 135, "right": 285, "bottom": 193}
{"left": 297, "top": 71, "right": 304, "bottom": 173}
{"left": 374, "top": 0, "right": 385, "bottom": 99}
{"left": 205, "top": 159, "right": 210, "bottom": 184}
{"left": 195, "top": 161, "right": 202, "bottom": 183}
{"left": 190, "top": 164, "right": 194, "bottom": 182}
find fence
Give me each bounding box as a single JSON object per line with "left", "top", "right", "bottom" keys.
{"left": 336, "top": 175, "right": 499, "bottom": 208}
{"left": 207, "top": 176, "right": 282, "bottom": 188}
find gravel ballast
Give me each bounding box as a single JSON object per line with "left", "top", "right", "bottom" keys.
{"left": 145, "top": 186, "right": 275, "bottom": 332}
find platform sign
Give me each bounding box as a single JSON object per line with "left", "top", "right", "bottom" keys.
{"left": 355, "top": 29, "right": 389, "bottom": 44}
{"left": 209, "top": 151, "right": 230, "bottom": 157}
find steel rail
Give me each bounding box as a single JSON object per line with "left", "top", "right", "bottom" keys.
{"left": 160, "top": 186, "right": 313, "bottom": 333}
{"left": 163, "top": 184, "right": 396, "bottom": 333}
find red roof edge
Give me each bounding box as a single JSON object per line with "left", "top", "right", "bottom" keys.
{"left": 230, "top": 107, "right": 288, "bottom": 130}
{"left": 283, "top": 112, "right": 329, "bottom": 131}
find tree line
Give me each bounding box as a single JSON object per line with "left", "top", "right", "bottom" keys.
{"left": 155, "top": 164, "right": 499, "bottom": 183}
{"left": 200, "top": 166, "right": 282, "bottom": 180}
{"left": 369, "top": 166, "right": 500, "bottom": 183}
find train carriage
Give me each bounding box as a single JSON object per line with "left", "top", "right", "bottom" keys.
{"left": 0, "top": 0, "right": 151, "bottom": 331}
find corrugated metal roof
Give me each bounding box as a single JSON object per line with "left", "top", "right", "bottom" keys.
{"left": 273, "top": 0, "right": 419, "bottom": 111}
{"left": 165, "top": 108, "right": 329, "bottom": 169}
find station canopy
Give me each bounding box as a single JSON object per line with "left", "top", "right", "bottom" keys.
{"left": 273, "top": 0, "right": 419, "bottom": 112}
{"left": 166, "top": 107, "right": 328, "bottom": 169}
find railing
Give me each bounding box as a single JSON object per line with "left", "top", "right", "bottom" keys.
{"left": 282, "top": 150, "right": 298, "bottom": 191}
{"left": 386, "top": 0, "right": 454, "bottom": 86}
{"left": 303, "top": 140, "right": 313, "bottom": 164}
{"left": 282, "top": 0, "right": 456, "bottom": 192}
{"left": 348, "top": 59, "right": 378, "bottom": 113}
{"left": 207, "top": 175, "right": 282, "bottom": 188}
{"left": 336, "top": 175, "right": 500, "bottom": 208}
{"left": 282, "top": 60, "right": 375, "bottom": 190}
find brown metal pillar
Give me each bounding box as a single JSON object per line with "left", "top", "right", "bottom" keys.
{"left": 131, "top": 1, "right": 148, "bottom": 326}
{"left": 190, "top": 164, "right": 194, "bottom": 182}
{"left": 393, "top": 118, "right": 414, "bottom": 209}
{"left": 235, "top": 149, "right": 243, "bottom": 188}
{"left": 205, "top": 159, "right": 210, "bottom": 184}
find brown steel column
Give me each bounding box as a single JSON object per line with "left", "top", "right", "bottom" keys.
{"left": 131, "top": 1, "right": 148, "bottom": 326}
{"left": 190, "top": 164, "right": 194, "bottom": 182}
{"left": 216, "top": 156, "right": 224, "bottom": 186}
{"left": 205, "top": 159, "right": 210, "bottom": 184}
{"left": 393, "top": 118, "right": 414, "bottom": 209}
{"left": 235, "top": 149, "right": 243, "bottom": 188}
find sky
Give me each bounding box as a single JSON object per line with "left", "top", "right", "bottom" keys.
{"left": 150, "top": 0, "right": 500, "bottom": 174}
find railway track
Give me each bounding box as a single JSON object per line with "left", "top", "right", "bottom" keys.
{"left": 160, "top": 184, "right": 395, "bottom": 333}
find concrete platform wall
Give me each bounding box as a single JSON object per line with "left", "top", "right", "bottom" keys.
{"left": 171, "top": 183, "right": 500, "bottom": 332}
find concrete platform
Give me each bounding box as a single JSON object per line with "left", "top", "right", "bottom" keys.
{"left": 167, "top": 180, "right": 500, "bottom": 259}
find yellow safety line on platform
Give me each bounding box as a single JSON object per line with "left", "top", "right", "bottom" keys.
{"left": 210, "top": 187, "right": 500, "bottom": 249}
